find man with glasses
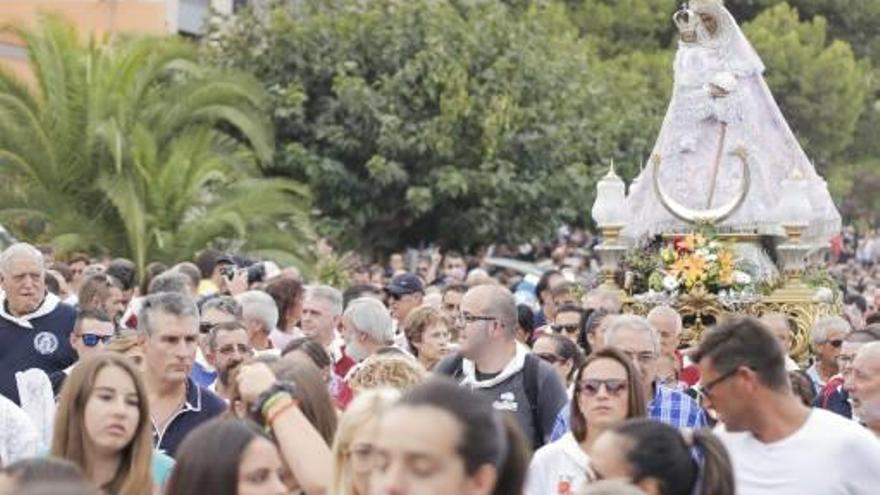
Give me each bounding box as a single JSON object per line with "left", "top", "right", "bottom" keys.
{"left": 49, "top": 308, "right": 116, "bottom": 395}
{"left": 551, "top": 304, "right": 585, "bottom": 344}
{"left": 816, "top": 326, "right": 880, "bottom": 418}
{"left": 386, "top": 273, "right": 424, "bottom": 325}
{"left": 205, "top": 321, "right": 253, "bottom": 400}
{"left": 435, "top": 285, "right": 567, "bottom": 449}
{"left": 806, "top": 316, "right": 851, "bottom": 393}
{"left": 695, "top": 317, "right": 880, "bottom": 495}
{"left": 190, "top": 296, "right": 242, "bottom": 389}
{"left": 608, "top": 315, "right": 705, "bottom": 427}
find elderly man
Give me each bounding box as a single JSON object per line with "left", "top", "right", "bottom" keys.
{"left": 387, "top": 273, "right": 424, "bottom": 324}
{"left": 190, "top": 296, "right": 242, "bottom": 389}
{"left": 0, "top": 243, "right": 77, "bottom": 404}
{"left": 141, "top": 292, "right": 225, "bottom": 457}
{"left": 816, "top": 327, "right": 880, "bottom": 418}
{"left": 807, "top": 316, "right": 852, "bottom": 392}
{"left": 435, "top": 285, "right": 567, "bottom": 449}
{"left": 848, "top": 342, "right": 880, "bottom": 437}
{"left": 341, "top": 297, "right": 395, "bottom": 363}
{"left": 697, "top": 318, "right": 880, "bottom": 494}
{"left": 235, "top": 290, "right": 279, "bottom": 356}
{"left": 205, "top": 321, "right": 253, "bottom": 400}
{"left": 301, "top": 285, "right": 356, "bottom": 377}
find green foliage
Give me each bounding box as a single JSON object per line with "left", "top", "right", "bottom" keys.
{"left": 206, "top": 0, "right": 674, "bottom": 253}
{"left": 0, "top": 16, "right": 314, "bottom": 273}
{"left": 744, "top": 4, "right": 868, "bottom": 163}
{"left": 205, "top": 0, "right": 878, "bottom": 253}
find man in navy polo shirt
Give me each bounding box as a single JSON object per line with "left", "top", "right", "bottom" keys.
{"left": 0, "top": 243, "right": 77, "bottom": 405}
{"left": 140, "top": 291, "right": 225, "bottom": 458}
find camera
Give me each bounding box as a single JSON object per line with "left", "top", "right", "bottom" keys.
{"left": 221, "top": 262, "right": 267, "bottom": 284}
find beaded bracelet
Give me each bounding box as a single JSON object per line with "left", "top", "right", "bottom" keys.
{"left": 265, "top": 398, "right": 299, "bottom": 431}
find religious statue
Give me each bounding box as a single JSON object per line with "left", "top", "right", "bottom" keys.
{"left": 623, "top": 0, "right": 841, "bottom": 247}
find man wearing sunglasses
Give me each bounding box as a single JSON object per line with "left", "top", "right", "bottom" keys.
{"left": 695, "top": 317, "right": 880, "bottom": 495}
{"left": 49, "top": 308, "right": 116, "bottom": 395}
{"left": 806, "top": 316, "right": 851, "bottom": 393}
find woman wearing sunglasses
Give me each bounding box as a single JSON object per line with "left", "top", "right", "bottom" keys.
{"left": 52, "top": 353, "right": 172, "bottom": 495}
{"left": 526, "top": 347, "right": 646, "bottom": 495}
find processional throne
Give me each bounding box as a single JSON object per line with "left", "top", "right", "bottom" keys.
{"left": 589, "top": 1, "right": 841, "bottom": 363}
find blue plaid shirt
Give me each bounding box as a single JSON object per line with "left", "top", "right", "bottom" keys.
{"left": 550, "top": 383, "right": 707, "bottom": 441}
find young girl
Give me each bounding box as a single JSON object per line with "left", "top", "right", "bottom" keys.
{"left": 52, "top": 353, "right": 171, "bottom": 495}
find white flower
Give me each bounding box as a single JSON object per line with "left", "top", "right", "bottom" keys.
{"left": 696, "top": 248, "right": 710, "bottom": 257}
{"left": 733, "top": 271, "right": 751, "bottom": 285}
{"left": 705, "top": 253, "right": 718, "bottom": 262}
{"left": 663, "top": 275, "right": 680, "bottom": 291}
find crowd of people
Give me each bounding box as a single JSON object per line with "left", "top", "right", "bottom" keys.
{"left": 0, "top": 231, "right": 878, "bottom": 495}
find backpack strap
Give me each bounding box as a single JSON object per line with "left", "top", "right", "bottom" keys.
{"left": 522, "top": 352, "right": 543, "bottom": 447}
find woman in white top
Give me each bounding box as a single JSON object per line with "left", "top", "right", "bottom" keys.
{"left": 526, "top": 347, "right": 647, "bottom": 495}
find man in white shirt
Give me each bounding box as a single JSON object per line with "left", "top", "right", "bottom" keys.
{"left": 694, "top": 317, "right": 880, "bottom": 495}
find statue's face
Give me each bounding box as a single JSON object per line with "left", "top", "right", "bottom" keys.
{"left": 698, "top": 13, "right": 718, "bottom": 36}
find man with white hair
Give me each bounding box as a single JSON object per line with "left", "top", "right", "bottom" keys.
{"left": 235, "top": 290, "right": 279, "bottom": 357}
{"left": 846, "top": 342, "right": 880, "bottom": 437}
{"left": 341, "top": 297, "right": 394, "bottom": 362}
{"left": 0, "top": 243, "right": 77, "bottom": 404}
{"left": 302, "top": 285, "right": 356, "bottom": 377}
{"left": 807, "top": 316, "right": 851, "bottom": 392}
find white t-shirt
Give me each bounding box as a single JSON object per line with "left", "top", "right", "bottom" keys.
{"left": 525, "top": 432, "right": 591, "bottom": 495}
{"left": 716, "top": 408, "right": 880, "bottom": 495}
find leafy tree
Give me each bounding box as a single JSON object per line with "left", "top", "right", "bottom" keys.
{"left": 743, "top": 3, "right": 869, "bottom": 165}
{"left": 0, "top": 16, "right": 314, "bottom": 272}
{"left": 206, "top": 0, "right": 674, "bottom": 253}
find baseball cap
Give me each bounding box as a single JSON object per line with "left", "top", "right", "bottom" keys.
{"left": 386, "top": 273, "right": 424, "bottom": 295}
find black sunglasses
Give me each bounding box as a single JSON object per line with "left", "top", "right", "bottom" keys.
{"left": 536, "top": 352, "right": 562, "bottom": 365}
{"left": 551, "top": 324, "right": 580, "bottom": 334}
{"left": 199, "top": 322, "right": 215, "bottom": 334}
{"left": 81, "top": 333, "right": 113, "bottom": 347}
{"left": 578, "top": 379, "right": 628, "bottom": 396}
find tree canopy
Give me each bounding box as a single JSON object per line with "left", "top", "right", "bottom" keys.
{"left": 201, "top": 0, "right": 875, "bottom": 252}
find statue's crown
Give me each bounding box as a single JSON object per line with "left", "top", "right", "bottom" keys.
{"left": 673, "top": 6, "right": 699, "bottom": 37}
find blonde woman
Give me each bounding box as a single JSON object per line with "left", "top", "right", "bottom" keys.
{"left": 346, "top": 353, "right": 426, "bottom": 395}
{"left": 52, "top": 353, "right": 173, "bottom": 495}
{"left": 331, "top": 389, "right": 400, "bottom": 495}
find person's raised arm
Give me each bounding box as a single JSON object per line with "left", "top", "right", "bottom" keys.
{"left": 237, "top": 362, "right": 332, "bottom": 495}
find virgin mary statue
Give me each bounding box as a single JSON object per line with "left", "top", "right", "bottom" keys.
{"left": 623, "top": 0, "right": 840, "bottom": 244}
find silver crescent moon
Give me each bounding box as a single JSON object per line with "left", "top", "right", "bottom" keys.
{"left": 651, "top": 147, "right": 751, "bottom": 225}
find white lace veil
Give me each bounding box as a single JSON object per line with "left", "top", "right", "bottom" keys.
{"left": 692, "top": 0, "right": 764, "bottom": 76}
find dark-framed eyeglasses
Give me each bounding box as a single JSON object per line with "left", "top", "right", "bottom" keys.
{"left": 81, "top": 333, "right": 113, "bottom": 347}
{"left": 536, "top": 352, "right": 563, "bottom": 365}
{"left": 578, "top": 378, "right": 628, "bottom": 396}
{"left": 457, "top": 313, "right": 497, "bottom": 325}
{"left": 697, "top": 366, "right": 740, "bottom": 399}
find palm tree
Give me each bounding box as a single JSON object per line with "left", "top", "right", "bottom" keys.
{"left": 0, "top": 16, "right": 313, "bottom": 272}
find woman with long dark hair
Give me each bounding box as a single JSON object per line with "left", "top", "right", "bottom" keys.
{"left": 165, "top": 419, "right": 287, "bottom": 495}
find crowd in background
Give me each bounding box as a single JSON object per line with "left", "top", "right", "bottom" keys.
{"left": 0, "top": 224, "right": 878, "bottom": 495}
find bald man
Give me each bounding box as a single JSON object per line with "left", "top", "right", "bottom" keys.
{"left": 760, "top": 313, "right": 800, "bottom": 371}
{"left": 435, "top": 285, "right": 567, "bottom": 449}
{"left": 848, "top": 342, "right": 880, "bottom": 437}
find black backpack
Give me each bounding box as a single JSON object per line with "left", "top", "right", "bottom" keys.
{"left": 435, "top": 352, "right": 545, "bottom": 447}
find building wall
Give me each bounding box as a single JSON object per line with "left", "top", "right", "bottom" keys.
{"left": 0, "top": 0, "right": 227, "bottom": 81}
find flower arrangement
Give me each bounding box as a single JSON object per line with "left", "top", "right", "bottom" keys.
{"left": 646, "top": 232, "right": 754, "bottom": 294}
